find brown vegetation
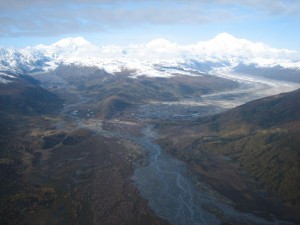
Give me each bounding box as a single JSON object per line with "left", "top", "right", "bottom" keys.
{"left": 158, "top": 89, "right": 300, "bottom": 223}
{"left": 0, "top": 70, "right": 172, "bottom": 225}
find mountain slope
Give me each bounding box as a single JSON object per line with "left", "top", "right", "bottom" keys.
{"left": 0, "top": 71, "right": 62, "bottom": 115}
{"left": 158, "top": 89, "right": 300, "bottom": 214}
{"left": 198, "top": 88, "right": 300, "bottom": 136}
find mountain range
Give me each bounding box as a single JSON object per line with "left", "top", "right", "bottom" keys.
{"left": 1, "top": 33, "right": 300, "bottom": 82}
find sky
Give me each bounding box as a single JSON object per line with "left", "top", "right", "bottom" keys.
{"left": 0, "top": 0, "right": 300, "bottom": 50}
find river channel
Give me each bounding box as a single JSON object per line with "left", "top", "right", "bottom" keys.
{"left": 131, "top": 127, "right": 295, "bottom": 225}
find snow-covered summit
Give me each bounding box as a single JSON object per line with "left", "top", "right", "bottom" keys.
{"left": 35, "top": 37, "right": 98, "bottom": 60}
{"left": 191, "top": 33, "right": 298, "bottom": 65}
{"left": 51, "top": 37, "right": 91, "bottom": 48}
{"left": 35, "top": 37, "right": 92, "bottom": 51}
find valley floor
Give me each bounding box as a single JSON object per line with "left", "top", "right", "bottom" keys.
{"left": 1, "top": 69, "right": 299, "bottom": 225}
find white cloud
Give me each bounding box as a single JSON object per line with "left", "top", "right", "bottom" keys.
{"left": 0, "top": 0, "right": 299, "bottom": 37}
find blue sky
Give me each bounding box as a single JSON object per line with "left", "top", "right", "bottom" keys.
{"left": 0, "top": 0, "right": 300, "bottom": 50}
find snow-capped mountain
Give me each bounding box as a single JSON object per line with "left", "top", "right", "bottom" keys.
{"left": 0, "top": 48, "right": 51, "bottom": 74}
{"left": 1, "top": 33, "right": 300, "bottom": 83}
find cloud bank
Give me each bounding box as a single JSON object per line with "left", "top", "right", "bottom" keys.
{"left": 0, "top": 0, "right": 299, "bottom": 37}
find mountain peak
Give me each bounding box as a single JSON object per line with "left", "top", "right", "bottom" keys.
{"left": 146, "top": 38, "right": 177, "bottom": 50}
{"left": 51, "top": 37, "right": 91, "bottom": 48}
{"left": 212, "top": 32, "right": 237, "bottom": 42}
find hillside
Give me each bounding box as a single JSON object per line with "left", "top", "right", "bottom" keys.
{"left": 158, "top": 89, "right": 300, "bottom": 222}
{"left": 0, "top": 72, "right": 63, "bottom": 115}
{"left": 197, "top": 88, "right": 300, "bottom": 136}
